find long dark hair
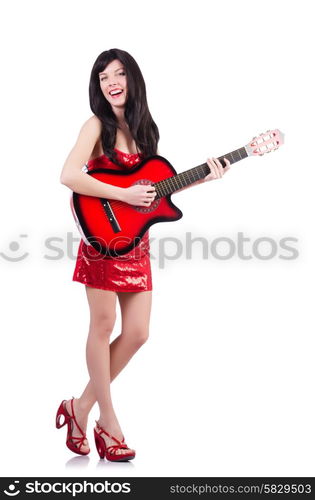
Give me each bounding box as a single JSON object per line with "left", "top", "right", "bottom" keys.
{"left": 89, "top": 48, "right": 159, "bottom": 166}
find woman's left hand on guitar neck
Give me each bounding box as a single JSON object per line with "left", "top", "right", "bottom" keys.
{"left": 204, "top": 157, "right": 230, "bottom": 182}
{"left": 176, "top": 156, "right": 230, "bottom": 194}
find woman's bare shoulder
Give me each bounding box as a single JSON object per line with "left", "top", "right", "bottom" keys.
{"left": 82, "top": 114, "right": 102, "bottom": 134}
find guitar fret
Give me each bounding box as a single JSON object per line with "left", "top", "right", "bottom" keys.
{"left": 240, "top": 147, "right": 248, "bottom": 159}
{"left": 174, "top": 177, "right": 181, "bottom": 190}
{"left": 170, "top": 176, "right": 176, "bottom": 191}
{"left": 176, "top": 176, "right": 182, "bottom": 189}
{"left": 165, "top": 178, "right": 171, "bottom": 192}
{"left": 177, "top": 175, "right": 184, "bottom": 188}
{"left": 218, "top": 147, "right": 248, "bottom": 167}
{"left": 155, "top": 145, "right": 248, "bottom": 198}
{"left": 163, "top": 182, "right": 170, "bottom": 194}
{"left": 185, "top": 172, "right": 191, "bottom": 184}
{"left": 158, "top": 182, "right": 167, "bottom": 197}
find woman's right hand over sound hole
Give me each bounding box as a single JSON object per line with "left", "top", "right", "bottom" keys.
{"left": 121, "top": 184, "right": 157, "bottom": 206}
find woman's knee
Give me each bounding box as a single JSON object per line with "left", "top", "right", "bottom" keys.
{"left": 124, "top": 326, "right": 149, "bottom": 349}
{"left": 89, "top": 312, "right": 116, "bottom": 340}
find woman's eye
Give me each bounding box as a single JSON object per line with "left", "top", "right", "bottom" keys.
{"left": 100, "top": 72, "right": 125, "bottom": 81}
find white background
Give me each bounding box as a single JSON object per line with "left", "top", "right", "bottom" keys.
{"left": 1, "top": 0, "right": 314, "bottom": 478}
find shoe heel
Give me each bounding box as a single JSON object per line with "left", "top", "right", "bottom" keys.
{"left": 55, "top": 400, "right": 69, "bottom": 429}
{"left": 94, "top": 429, "right": 105, "bottom": 459}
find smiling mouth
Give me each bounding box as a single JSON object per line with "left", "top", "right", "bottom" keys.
{"left": 109, "top": 90, "right": 123, "bottom": 98}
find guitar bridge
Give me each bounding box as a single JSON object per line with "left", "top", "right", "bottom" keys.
{"left": 100, "top": 198, "right": 121, "bottom": 233}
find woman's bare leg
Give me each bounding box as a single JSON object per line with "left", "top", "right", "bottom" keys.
{"left": 78, "top": 289, "right": 152, "bottom": 405}
{"left": 65, "top": 287, "right": 117, "bottom": 453}
{"left": 66, "top": 288, "right": 152, "bottom": 455}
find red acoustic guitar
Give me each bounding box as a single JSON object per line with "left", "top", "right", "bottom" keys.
{"left": 71, "top": 129, "right": 284, "bottom": 256}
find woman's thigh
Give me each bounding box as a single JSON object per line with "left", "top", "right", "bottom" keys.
{"left": 117, "top": 291, "right": 152, "bottom": 343}
{"left": 85, "top": 286, "right": 117, "bottom": 333}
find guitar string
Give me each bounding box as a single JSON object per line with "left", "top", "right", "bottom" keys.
{"left": 100, "top": 177, "right": 203, "bottom": 216}
{"left": 106, "top": 173, "right": 200, "bottom": 214}
{"left": 98, "top": 159, "right": 224, "bottom": 214}
{"left": 89, "top": 148, "right": 247, "bottom": 216}
{"left": 95, "top": 162, "right": 222, "bottom": 214}
{"left": 82, "top": 147, "right": 252, "bottom": 249}
{"left": 96, "top": 162, "right": 212, "bottom": 213}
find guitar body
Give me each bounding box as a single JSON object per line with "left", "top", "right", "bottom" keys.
{"left": 70, "top": 129, "right": 284, "bottom": 257}
{"left": 71, "top": 155, "right": 183, "bottom": 257}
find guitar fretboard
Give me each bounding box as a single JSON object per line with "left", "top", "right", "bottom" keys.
{"left": 154, "top": 146, "right": 248, "bottom": 199}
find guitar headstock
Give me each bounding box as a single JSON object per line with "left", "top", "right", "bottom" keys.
{"left": 245, "top": 129, "right": 284, "bottom": 156}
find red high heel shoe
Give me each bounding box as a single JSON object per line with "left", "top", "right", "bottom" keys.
{"left": 94, "top": 420, "right": 136, "bottom": 461}
{"left": 55, "top": 397, "right": 90, "bottom": 455}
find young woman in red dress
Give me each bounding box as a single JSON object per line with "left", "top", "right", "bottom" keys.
{"left": 56, "top": 48, "right": 230, "bottom": 461}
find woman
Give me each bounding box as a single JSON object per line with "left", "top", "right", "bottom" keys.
{"left": 56, "top": 48, "right": 230, "bottom": 462}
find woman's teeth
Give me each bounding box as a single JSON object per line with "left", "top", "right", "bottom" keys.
{"left": 110, "top": 90, "right": 123, "bottom": 98}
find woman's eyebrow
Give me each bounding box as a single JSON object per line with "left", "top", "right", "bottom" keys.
{"left": 99, "top": 67, "right": 124, "bottom": 76}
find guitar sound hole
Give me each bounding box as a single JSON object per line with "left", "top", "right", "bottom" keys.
{"left": 132, "top": 179, "right": 160, "bottom": 213}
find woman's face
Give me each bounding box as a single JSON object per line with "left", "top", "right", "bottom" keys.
{"left": 99, "top": 59, "right": 128, "bottom": 108}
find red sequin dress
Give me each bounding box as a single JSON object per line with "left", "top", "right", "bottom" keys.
{"left": 72, "top": 148, "right": 152, "bottom": 292}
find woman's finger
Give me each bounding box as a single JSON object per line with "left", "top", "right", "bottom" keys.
{"left": 205, "top": 159, "right": 216, "bottom": 180}
{"left": 204, "top": 156, "right": 231, "bottom": 182}
{"left": 203, "top": 158, "right": 216, "bottom": 182}
{"left": 212, "top": 157, "right": 224, "bottom": 177}
{"left": 223, "top": 158, "right": 231, "bottom": 172}
{"left": 211, "top": 158, "right": 221, "bottom": 178}
{"left": 206, "top": 158, "right": 219, "bottom": 179}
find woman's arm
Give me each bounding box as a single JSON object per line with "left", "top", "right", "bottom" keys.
{"left": 60, "top": 116, "right": 125, "bottom": 201}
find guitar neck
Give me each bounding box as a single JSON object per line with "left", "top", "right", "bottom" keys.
{"left": 154, "top": 146, "right": 248, "bottom": 199}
